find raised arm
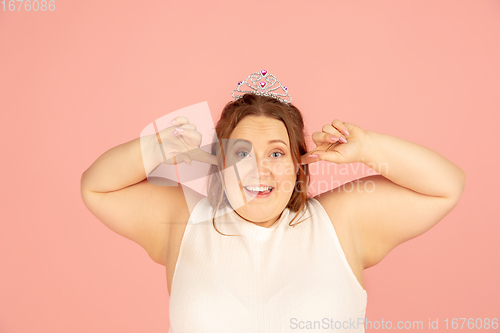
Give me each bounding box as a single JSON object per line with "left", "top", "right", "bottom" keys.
{"left": 305, "top": 119, "right": 466, "bottom": 269}
{"left": 80, "top": 119, "right": 209, "bottom": 265}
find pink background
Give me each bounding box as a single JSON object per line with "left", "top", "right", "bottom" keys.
{"left": 1, "top": 0, "right": 499, "bottom": 332}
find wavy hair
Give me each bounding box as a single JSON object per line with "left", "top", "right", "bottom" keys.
{"left": 206, "top": 93, "right": 311, "bottom": 236}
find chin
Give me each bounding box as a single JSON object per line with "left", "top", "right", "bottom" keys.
{"left": 235, "top": 206, "right": 274, "bottom": 223}
{"left": 224, "top": 188, "right": 292, "bottom": 222}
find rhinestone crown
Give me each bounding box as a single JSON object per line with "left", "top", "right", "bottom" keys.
{"left": 232, "top": 69, "right": 292, "bottom": 104}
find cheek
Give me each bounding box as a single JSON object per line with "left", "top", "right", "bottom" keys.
{"left": 271, "top": 158, "right": 296, "bottom": 177}
{"left": 273, "top": 160, "right": 297, "bottom": 192}
{"left": 233, "top": 160, "right": 259, "bottom": 180}
{"left": 221, "top": 167, "right": 238, "bottom": 198}
{"left": 221, "top": 167, "right": 247, "bottom": 208}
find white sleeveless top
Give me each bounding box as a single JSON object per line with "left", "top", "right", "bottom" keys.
{"left": 168, "top": 197, "right": 367, "bottom": 333}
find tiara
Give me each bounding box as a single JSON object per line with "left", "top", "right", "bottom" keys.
{"left": 232, "top": 69, "right": 292, "bottom": 104}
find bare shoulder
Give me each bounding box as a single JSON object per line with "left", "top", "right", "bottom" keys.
{"left": 156, "top": 185, "right": 205, "bottom": 266}
{"left": 312, "top": 186, "right": 365, "bottom": 272}
{"left": 313, "top": 186, "right": 355, "bottom": 229}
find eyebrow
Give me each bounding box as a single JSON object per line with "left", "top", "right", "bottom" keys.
{"left": 268, "top": 139, "right": 288, "bottom": 146}
{"left": 230, "top": 139, "right": 288, "bottom": 147}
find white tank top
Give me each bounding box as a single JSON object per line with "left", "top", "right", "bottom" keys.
{"left": 168, "top": 197, "right": 367, "bottom": 333}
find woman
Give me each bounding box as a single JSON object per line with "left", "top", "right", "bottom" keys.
{"left": 81, "top": 70, "right": 465, "bottom": 332}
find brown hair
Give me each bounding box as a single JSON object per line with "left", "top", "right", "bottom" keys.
{"left": 206, "top": 93, "right": 311, "bottom": 236}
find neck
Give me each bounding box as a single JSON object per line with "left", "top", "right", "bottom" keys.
{"left": 235, "top": 211, "right": 283, "bottom": 228}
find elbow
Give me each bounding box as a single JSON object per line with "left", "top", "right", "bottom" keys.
{"left": 80, "top": 170, "right": 88, "bottom": 193}
{"left": 80, "top": 171, "right": 89, "bottom": 202}
{"left": 80, "top": 169, "right": 94, "bottom": 197}
{"left": 445, "top": 167, "right": 466, "bottom": 203}
{"left": 456, "top": 167, "right": 466, "bottom": 196}
{"left": 459, "top": 167, "right": 466, "bottom": 189}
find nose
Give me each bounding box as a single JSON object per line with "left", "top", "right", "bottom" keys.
{"left": 255, "top": 154, "right": 271, "bottom": 177}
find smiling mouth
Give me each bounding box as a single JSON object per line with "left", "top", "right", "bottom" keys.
{"left": 243, "top": 185, "right": 274, "bottom": 195}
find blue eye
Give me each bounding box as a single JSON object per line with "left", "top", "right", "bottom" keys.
{"left": 271, "top": 151, "right": 284, "bottom": 158}
{"left": 236, "top": 150, "right": 283, "bottom": 159}
{"left": 237, "top": 151, "right": 249, "bottom": 158}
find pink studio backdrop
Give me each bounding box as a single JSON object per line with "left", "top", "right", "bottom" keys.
{"left": 1, "top": 1, "right": 499, "bottom": 332}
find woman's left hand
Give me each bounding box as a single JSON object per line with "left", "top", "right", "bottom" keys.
{"left": 300, "top": 119, "right": 369, "bottom": 165}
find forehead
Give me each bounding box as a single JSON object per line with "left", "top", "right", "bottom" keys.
{"left": 229, "top": 116, "right": 290, "bottom": 145}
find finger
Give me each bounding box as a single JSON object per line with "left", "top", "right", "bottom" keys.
{"left": 305, "top": 141, "right": 334, "bottom": 157}
{"left": 170, "top": 128, "right": 202, "bottom": 146}
{"left": 192, "top": 148, "right": 219, "bottom": 165}
{"left": 165, "top": 151, "right": 191, "bottom": 165}
{"left": 317, "top": 149, "right": 346, "bottom": 164}
{"left": 331, "top": 119, "right": 350, "bottom": 136}
{"left": 170, "top": 123, "right": 197, "bottom": 137}
{"left": 175, "top": 123, "right": 196, "bottom": 130}
{"left": 159, "top": 120, "right": 192, "bottom": 137}
{"left": 300, "top": 152, "right": 320, "bottom": 165}
{"left": 167, "top": 116, "right": 191, "bottom": 127}
{"left": 322, "top": 124, "right": 344, "bottom": 137}
{"left": 175, "top": 153, "right": 191, "bottom": 165}
{"left": 312, "top": 130, "right": 345, "bottom": 146}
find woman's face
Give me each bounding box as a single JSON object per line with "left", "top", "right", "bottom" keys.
{"left": 222, "top": 115, "right": 297, "bottom": 227}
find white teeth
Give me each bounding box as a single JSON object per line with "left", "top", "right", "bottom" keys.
{"left": 244, "top": 186, "right": 272, "bottom": 192}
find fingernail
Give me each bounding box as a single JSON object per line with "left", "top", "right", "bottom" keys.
{"left": 176, "top": 127, "right": 184, "bottom": 132}
{"left": 309, "top": 154, "right": 318, "bottom": 158}
{"left": 342, "top": 129, "right": 350, "bottom": 136}
{"left": 171, "top": 130, "right": 178, "bottom": 136}
{"left": 330, "top": 136, "right": 339, "bottom": 142}
{"left": 168, "top": 119, "right": 176, "bottom": 125}
{"left": 339, "top": 137, "right": 347, "bottom": 143}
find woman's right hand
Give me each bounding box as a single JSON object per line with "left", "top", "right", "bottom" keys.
{"left": 158, "top": 117, "right": 218, "bottom": 166}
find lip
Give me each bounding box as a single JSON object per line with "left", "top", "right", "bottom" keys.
{"left": 242, "top": 184, "right": 275, "bottom": 199}
{"left": 243, "top": 184, "right": 275, "bottom": 188}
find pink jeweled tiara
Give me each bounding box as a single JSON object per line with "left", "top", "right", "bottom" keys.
{"left": 232, "top": 69, "right": 292, "bottom": 104}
